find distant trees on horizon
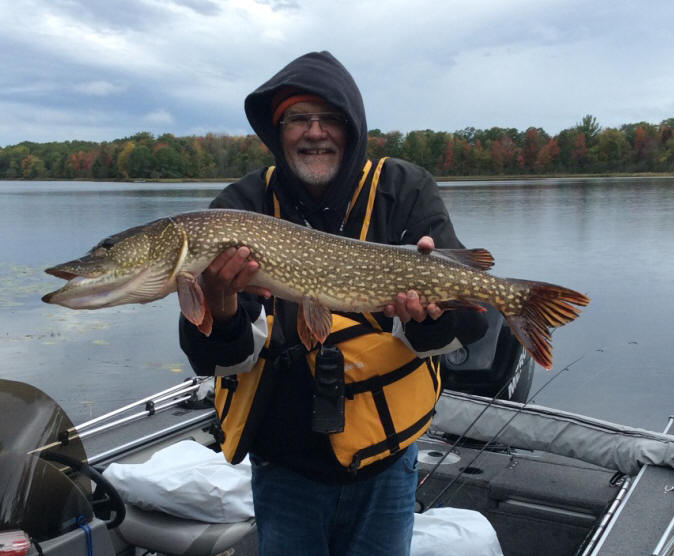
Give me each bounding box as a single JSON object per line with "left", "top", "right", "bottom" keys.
{"left": 2, "top": 115, "right": 673, "bottom": 181}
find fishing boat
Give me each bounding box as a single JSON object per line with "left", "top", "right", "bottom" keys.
{"left": 2, "top": 310, "right": 673, "bottom": 555}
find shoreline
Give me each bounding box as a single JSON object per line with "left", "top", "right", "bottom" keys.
{"left": 2, "top": 171, "right": 674, "bottom": 184}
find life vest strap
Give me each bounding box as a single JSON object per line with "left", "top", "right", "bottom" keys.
{"left": 325, "top": 323, "right": 377, "bottom": 345}
{"left": 369, "top": 376, "right": 400, "bottom": 455}
{"left": 344, "top": 357, "right": 423, "bottom": 398}
{"left": 348, "top": 407, "right": 436, "bottom": 472}
{"left": 218, "top": 375, "right": 238, "bottom": 424}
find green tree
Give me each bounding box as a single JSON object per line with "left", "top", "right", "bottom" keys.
{"left": 153, "top": 145, "right": 186, "bottom": 178}
{"left": 382, "top": 131, "right": 403, "bottom": 159}
{"left": 595, "top": 128, "right": 630, "bottom": 171}
{"left": 576, "top": 115, "right": 600, "bottom": 147}
{"left": 126, "top": 145, "right": 155, "bottom": 178}
{"left": 402, "top": 131, "right": 433, "bottom": 171}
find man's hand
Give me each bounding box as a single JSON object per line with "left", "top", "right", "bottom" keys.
{"left": 200, "top": 246, "right": 271, "bottom": 322}
{"left": 383, "top": 236, "right": 444, "bottom": 323}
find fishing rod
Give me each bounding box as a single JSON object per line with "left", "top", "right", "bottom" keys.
{"left": 417, "top": 342, "right": 539, "bottom": 491}
{"left": 417, "top": 321, "right": 564, "bottom": 491}
{"left": 416, "top": 365, "right": 513, "bottom": 491}
{"left": 419, "top": 353, "right": 585, "bottom": 511}
{"left": 28, "top": 376, "right": 212, "bottom": 456}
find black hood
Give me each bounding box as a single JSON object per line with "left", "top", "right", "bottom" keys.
{"left": 245, "top": 51, "right": 368, "bottom": 233}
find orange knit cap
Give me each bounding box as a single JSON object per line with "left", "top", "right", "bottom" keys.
{"left": 271, "top": 91, "right": 325, "bottom": 125}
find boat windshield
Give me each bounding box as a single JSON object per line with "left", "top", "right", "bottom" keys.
{"left": 0, "top": 379, "right": 93, "bottom": 541}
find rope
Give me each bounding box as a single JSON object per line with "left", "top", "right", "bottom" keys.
{"left": 77, "top": 515, "right": 93, "bottom": 556}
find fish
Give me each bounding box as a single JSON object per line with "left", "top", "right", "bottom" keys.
{"left": 42, "top": 209, "right": 589, "bottom": 369}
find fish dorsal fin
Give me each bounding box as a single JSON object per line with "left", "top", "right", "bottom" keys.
{"left": 399, "top": 244, "right": 494, "bottom": 270}
{"left": 297, "top": 296, "right": 333, "bottom": 350}
{"left": 432, "top": 247, "right": 494, "bottom": 270}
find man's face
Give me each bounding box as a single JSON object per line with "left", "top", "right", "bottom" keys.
{"left": 280, "top": 100, "right": 346, "bottom": 198}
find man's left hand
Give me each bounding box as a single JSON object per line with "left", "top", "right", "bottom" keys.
{"left": 383, "top": 236, "right": 444, "bottom": 323}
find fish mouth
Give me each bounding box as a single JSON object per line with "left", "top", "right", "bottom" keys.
{"left": 44, "top": 267, "right": 87, "bottom": 281}
{"left": 42, "top": 267, "right": 154, "bottom": 308}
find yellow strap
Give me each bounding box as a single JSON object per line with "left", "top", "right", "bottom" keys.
{"left": 359, "top": 157, "right": 388, "bottom": 241}
{"left": 264, "top": 166, "right": 280, "bottom": 218}
{"left": 344, "top": 159, "right": 373, "bottom": 223}
{"left": 359, "top": 157, "right": 388, "bottom": 331}
{"left": 264, "top": 165, "right": 275, "bottom": 187}
{"left": 362, "top": 312, "right": 382, "bottom": 331}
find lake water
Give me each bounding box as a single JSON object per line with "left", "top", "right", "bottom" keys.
{"left": 1, "top": 177, "right": 673, "bottom": 430}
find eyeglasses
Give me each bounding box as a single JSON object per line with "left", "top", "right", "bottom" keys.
{"left": 279, "top": 112, "right": 347, "bottom": 133}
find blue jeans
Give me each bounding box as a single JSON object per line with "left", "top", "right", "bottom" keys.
{"left": 251, "top": 444, "right": 418, "bottom": 556}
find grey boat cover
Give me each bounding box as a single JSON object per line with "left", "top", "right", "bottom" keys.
{"left": 431, "top": 391, "right": 674, "bottom": 475}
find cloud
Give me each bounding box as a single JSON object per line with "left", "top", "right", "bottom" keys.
{"left": 1, "top": 0, "right": 673, "bottom": 146}
{"left": 74, "top": 81, "right": 126, "bottom": 96}
{"left": 143, "top": 109, "right": 175, "bottom": 126}
{"left": 174, "top": 0, "right": 222, "bottom": 16}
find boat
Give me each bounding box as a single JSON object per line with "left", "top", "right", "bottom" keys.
{"left": 2, "top": 311, "right": 673, "bottom": 555}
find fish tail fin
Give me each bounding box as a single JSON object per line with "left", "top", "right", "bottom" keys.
{"left": 504, "top": 281, "right": 589, "bottom": 370}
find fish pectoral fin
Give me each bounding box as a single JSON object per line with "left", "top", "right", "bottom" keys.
{"left": 297, "top": 297, "right": 332, "bottom": 350}
{"left": 176, "top": 272, "right": 213, "bottom": 336}
{"left": 433, "top": 248, "right": 495, "bottom": 271}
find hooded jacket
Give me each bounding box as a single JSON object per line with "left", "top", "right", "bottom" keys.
{"left": 180, "top": 51, "right": 487, "bottom": 482}
{"left": 245, "top": 51, "right": 369, "bottom": 234}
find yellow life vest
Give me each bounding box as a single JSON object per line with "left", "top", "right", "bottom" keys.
{"left": 213, "top": 158, "right": 442, "bottom": 471}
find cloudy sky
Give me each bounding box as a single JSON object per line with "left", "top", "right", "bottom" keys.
{"left": 1, "top": 0, "right": 673, "bottom": 147}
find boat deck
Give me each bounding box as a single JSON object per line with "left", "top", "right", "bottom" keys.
{"left": 594, "top": 457, "right": 674, "bottom": 555}
{"left": 416, "top": 437, "right": 618, "bottom": 556}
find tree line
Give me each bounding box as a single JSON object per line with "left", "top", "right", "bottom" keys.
{"left": 2, "top": 115, "right": 673, "bottom": 181}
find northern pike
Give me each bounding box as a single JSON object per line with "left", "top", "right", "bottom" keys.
{"left": 42, "top": 209, "right": 589, "bottom": 369}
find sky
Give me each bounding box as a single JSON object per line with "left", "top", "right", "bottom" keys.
{"left": 2, "top": 0, "right": 673, "bottom": 147}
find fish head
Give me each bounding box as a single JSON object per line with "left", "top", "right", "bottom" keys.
{"left": 42, "top": 219, "right": 184, "bottom": 309}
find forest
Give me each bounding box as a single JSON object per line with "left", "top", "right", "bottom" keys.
{"left": 1, "top": 115, "right": 673, "bottom": 180}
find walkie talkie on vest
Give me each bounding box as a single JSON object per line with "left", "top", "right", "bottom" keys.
{"left": 312, "top": 345, "right": 345, "bottom": 434}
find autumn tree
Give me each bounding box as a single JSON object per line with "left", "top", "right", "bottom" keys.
{"left": 3, "top": 115, "right": 673, "bottom": 180}
{"left": 491, "top": 135, "right": 519, "bottom": 174}
{"left": 522, "top": 128, "right": 548, "bottom": 172}
{"left": 116, "top": 141, "right": 135, "bottom": 179}
{"left": 441, "top": 137, "right": 453, "bottom": 174}
{"left": 21, "top": 155, "right": 46, "bottom": 178}
{"left": 534, "top": 139, "right": 561, "bottom": 173}
{"left": 571, "top": 133, "right": 589, "bottom": 170}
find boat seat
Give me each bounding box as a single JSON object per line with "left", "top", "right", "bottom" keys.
{"left": 116, "top": 503, "right": 255, "bottom": 556}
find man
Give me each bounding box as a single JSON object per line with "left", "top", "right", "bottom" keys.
{"left": 180, "top": 51, "right": 487, "bottom": 555}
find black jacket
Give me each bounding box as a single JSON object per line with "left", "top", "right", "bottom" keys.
{"left": 180, "top": 51, "right": 487, "bottom": 482}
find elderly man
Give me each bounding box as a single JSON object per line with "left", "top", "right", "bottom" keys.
{"left": 180, "top": 51, "right": 486, "bottom": 556}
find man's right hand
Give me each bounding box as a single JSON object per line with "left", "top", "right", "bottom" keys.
{"left": 200, "top": 246, "right": 271, "bottom": 322}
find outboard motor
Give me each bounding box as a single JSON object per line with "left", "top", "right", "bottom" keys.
{"left": 440, "top": 306, "right": 534, "bottom": 402}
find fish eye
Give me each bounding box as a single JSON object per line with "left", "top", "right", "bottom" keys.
{"left": 90, "top": 237, "right": 115, "bottom": 256}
